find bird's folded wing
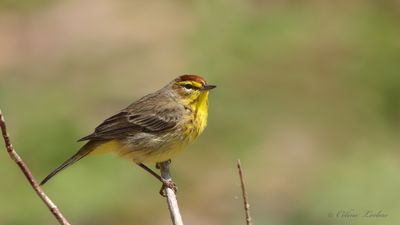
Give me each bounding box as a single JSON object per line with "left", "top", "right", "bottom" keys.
{"left": 78, "top": 111, "right": 177, "bottom": 141}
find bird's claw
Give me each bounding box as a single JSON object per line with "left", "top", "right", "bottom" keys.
{"left": 159, "top": 179, "right": 178, "bottom": 197}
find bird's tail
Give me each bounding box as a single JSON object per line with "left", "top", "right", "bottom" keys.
{"left": 40, "top": 141, "right": 104, "bottom": 185}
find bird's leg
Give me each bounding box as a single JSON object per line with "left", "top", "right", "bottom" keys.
{"left": 155, "top": 159, "right": 171, "bottom": 169}
{"left": 136, "top": 162, "right": 162, "bottom": 181}
{"left": 136, "top": 162, "right": 177, "bottom": 196}
{"left": 157, "top": 160, "right": 177, "bottom": 196}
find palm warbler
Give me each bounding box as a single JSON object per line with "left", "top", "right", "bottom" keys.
{"left": 40, "top": 75, "right": 216, "bottom": 186}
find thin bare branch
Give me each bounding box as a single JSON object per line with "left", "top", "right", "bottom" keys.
{"left": 237, "top": 159, "right": 253, "bottom": 225}
{"left": 0, "top": 110, "right": 71, "bottom": 225}
{"left": 159, "top": 161, "right": 184, "bottom": 225}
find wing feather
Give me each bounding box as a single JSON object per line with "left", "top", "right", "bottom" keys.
{"left": 78, "top": 110, "right": 178, "bottom": 142}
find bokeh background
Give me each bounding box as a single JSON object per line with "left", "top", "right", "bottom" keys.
{"left": 1, "top": 0, "right": 400, "bottom": 224}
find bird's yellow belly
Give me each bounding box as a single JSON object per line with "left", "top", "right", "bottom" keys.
{"left": 118, "top": 137, "right": 191, "bottom": 163}
{"left": 139, "top": 146, "right": 187, "bottom": 163}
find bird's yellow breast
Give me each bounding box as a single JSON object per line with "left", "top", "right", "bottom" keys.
{"left": 192, "top": 91, "right": 209, "bottom": 137}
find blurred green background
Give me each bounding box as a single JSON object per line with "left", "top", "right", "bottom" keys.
{"left": 1, "top": 0, "right": 400, "bottom": 224}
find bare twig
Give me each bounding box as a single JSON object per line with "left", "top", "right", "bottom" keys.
{"left": 0, "top": 110, "right": 71, "bottom": 225}
{"left": 237, "top": 159, "right": 253, "bottom": 225}
{"left": 159, "top": 161, "right": 184, "bottom": 225}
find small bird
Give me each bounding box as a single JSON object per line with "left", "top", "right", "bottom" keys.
{"left": 40, "top": 75, "right": 216, "bottom": 191}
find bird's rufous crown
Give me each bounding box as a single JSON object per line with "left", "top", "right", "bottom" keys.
{"left": 178, "top": 74, "right": 206, "bottom": 85}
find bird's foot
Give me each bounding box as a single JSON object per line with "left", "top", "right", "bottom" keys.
{"left": 159, "top": 178, "right": 178, "bottom": 197}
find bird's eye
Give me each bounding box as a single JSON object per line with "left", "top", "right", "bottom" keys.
{"left": 183, "top": 84, "right": 194, "bottom": 89}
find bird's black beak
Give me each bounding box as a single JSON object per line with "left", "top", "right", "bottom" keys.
{"left": 202, "top": 84, "right": 217, "bottom": 91}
